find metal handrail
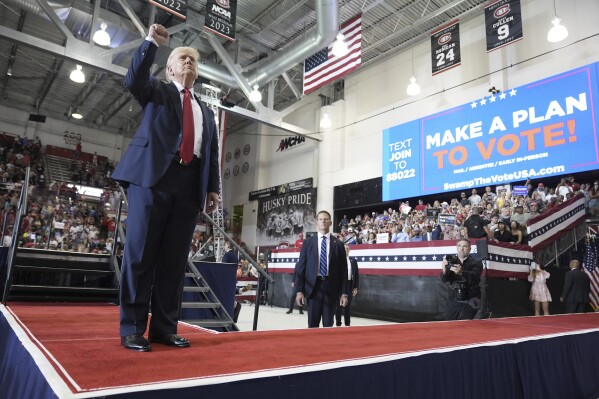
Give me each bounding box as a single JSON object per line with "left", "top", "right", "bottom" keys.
{"left": 190, "top": 236, "right": 213, "bottom": 260}
{"left": 201, "top": 211, "right": 274, "bottom": 331}
{"left": 2, "top": 167, "right": 31, "bottom": 303}
{"left": 201, "top": 211, "right": 273, "bottom": 284}
{"left": 109, "top": 198, "right": 124, "bottom": 289}
{"left": 45, "top": 215, "right": 54, "bottom": 250}
{"left": 0, "top": 210, "right": 9, "bottom": 245}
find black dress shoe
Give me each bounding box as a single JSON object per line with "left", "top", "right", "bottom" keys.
{"left": 299, "top": 310, "right": 304, "bottom": 314}
{"left": 121, "top": 334, "right": 151, "bottom": 352}
{"left": 286, "top": 310, "right": 292, "bottom": 314}
{"left": 149, "top": 334, "right": 190, "bottom": 348}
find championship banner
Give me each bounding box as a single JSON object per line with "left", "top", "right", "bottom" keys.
{"left": 256, "top": 188, "right": 317, "bottom": 246}
{"left": 431, "top": 20, "right": 461, "bottom": 76}
{"left": 383, "top": 62, "right": 599, "bottom": 200}
{"left": 485, "top": 0, "right": 523, "bottom": 52}
{"left": 147, "top": 0, "right": 187, "bottom": 20}
{"left": 204, "top": 0, "right": 237, "bottom": 41}
{"left": 269, "top": 241, "right": 531, "bottom": 278}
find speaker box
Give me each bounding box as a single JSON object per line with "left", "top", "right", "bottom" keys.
{"left": 476, "top": 238, "right": 489, "bottom": 260}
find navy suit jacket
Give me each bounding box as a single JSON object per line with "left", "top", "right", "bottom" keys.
{"left": 561, "top": 268, "right": 591, "bottom": 303}
{"left": 348, "top": 258, "right": 359, "bottom": 291}
{"left": 112, "top": 40, "right": 219, "bottom": 208}
{"left": 295, "top": 234, "right": 348, "bottom": 299}
{"left": 222, "top": 250, "right": 238, "bottom": 265}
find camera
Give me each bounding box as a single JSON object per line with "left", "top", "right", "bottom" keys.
{"left": 445, "top": 255, "right": 459, "bottom": 263}
{"left": 444, "top": 255, "right": 459, "bottom": 273}
{"left": 445, "top": 255, "right": 468, "bottom": 300}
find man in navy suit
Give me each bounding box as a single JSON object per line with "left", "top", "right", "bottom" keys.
{"left": 222, "top": 241, "right": 238, "bottom": 264}
{"left": 112, "top": 24, "right": 220, "bottom": 352}
{"left": 560, "top": 259, "right": 591, "bottom": 313}
{"left": 336, "top": 244, "right": 359, "bottom": 326}
{"left": 295, "top": 211, "right": 349, "bottom": 327}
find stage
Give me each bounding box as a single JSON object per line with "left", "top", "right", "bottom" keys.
{"left": 1, "top": 303, "right": 599, "bottom": 399}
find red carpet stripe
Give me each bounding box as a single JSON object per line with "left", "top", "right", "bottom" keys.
{"left": 3, "top": 303, "right": 599, "bottom": 398}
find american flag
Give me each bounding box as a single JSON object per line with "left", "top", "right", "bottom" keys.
{"left": 303, "top": 13, "right": 362, "bottom": 95}
{"left": 583, "top": 239, "right": 599, "bottom": 310}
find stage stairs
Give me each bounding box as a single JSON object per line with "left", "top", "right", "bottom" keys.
{"left": 4, "top": 248, "right": 118, "bottom": 302}
{"left": 180, "top": 260, "right": 239, "bottom": 332}
{"left": 2, "top": 248, "right": 239, "bottom": 331}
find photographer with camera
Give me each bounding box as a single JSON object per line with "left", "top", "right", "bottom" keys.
{"left": 440, "top": 238, "right": 483, "bottom": 320}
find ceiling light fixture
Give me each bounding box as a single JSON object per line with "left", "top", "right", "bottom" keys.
{"left": 93, "top": 22, "right": 111, "bottom": 46}
{"left": 6, "top": 66, "right": 12, "bottom": 76}
{"left": 249, "top": 84, "right": 262, "bottom": 102}
{"left": 129, "top": 102, "right": 133, "bottom": 112}
{"left": 71, "top": 108, "right": 83, "bottom": 119}
{"left": 331, "top": 32, "right": 349, "bottom": 57}
{"left": 70, "top": 65, "right": 85, "bottom": 83}
{"left": 406, "top": 46, "right": 421, "bottom": 96}
{"left": 547, "top": 0, "right": 568, "bottom": 43}
{"left": 320, "top": 112, "right": 332, "bottom": 129}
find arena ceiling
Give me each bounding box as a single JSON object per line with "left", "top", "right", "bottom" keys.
{"left": 0, "top": 0, "right": 487, "bottom": 138}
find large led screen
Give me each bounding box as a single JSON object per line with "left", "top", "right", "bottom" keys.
{"left": 383, "top": 62, "right": 599, "bottom": 200}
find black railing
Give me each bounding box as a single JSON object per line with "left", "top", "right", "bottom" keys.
{"left": 2, "top": 167, "right": 30, "bottom": 303}
{"left": 202, "top": 211, "right": 274, "bottom": 331}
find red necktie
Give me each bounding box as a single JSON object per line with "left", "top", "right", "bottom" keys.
{"left": 180, "top": 88, "right": 194, "bottom": 164}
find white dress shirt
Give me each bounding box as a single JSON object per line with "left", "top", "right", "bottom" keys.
{"left": 172, "top": 81, "right": 204, "bottom": 157}
{"left": 347, "top": 256, "right": 352, "bottom": 281}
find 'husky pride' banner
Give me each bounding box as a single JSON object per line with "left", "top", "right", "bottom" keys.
{"left": 383, "top": 62, "right": 599, "bottom": 200}
{"left": 256, "top": 188, "right": 317, "bottom": 247}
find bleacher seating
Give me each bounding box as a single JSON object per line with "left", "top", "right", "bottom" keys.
{"left": 44, "top": 155, "right": 75, "bottom": 183}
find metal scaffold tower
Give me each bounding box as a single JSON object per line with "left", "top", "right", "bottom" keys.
{"left": 203, "top": 84, "right": 225, "bottom": 263}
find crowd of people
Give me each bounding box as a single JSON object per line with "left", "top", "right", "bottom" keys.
{"left": 335, "top": 177, "right": 599, "bottom": 246}
{"left": 69, "top": 157, "right": 115, "bottom": 189}
{"left": 0, "top": 133, "right": 125, "bottom": 255}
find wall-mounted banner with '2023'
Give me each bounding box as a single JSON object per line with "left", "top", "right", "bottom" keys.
{"left": 382, "top": 62, "right": 599, "bottom": 201}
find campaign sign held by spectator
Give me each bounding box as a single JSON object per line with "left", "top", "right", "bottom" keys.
{"left": 512, "top": 186, "right": 529, "bottom": 196}
{"left": 383, "top": 62, "right": 599, "bottom": 201}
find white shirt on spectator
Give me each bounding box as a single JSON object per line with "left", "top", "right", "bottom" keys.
{"left": 392, "top": 231, "right": 409, "bottom": 242}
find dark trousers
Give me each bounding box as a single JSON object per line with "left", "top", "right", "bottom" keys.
{"left": 119, "top": 161, "right": 201, "bottom": 337}
{"left": 288, "top": 288, "right": 303, "bottom": 313}
{"left": 445, "top": 299, "right": 477, "bottom": 320}
{"left": 565, "top": 302, "right": 588, "bottom": 313}
{"left": 307, "top": 279, "right": 337, "bottom": 328}
{"left": 335, "top": 291, "right": 353, "bottom": 326}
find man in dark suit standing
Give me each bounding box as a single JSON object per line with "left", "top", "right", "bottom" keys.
{"left": 336, "top": 244, "right": 359, "bottom": 326}
{"left": 295, "top": 210, "right": 349, "bottom": 327}
{"left": 222, "top": 241, "right": 238, "bottom": 264}
{"left": 221, "top": 241, "right": 242, "bottom": 322}
{"left": 560, "top": 259, "right": 591, "bottom": 313}
{"left": 112, "top": 24, "right": 220, "bottom": 352}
